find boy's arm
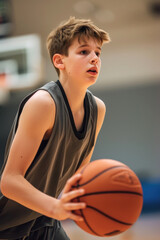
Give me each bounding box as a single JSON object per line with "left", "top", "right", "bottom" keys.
{"left": 0, "top": 91, "right": 85, "bottom": 222}
{"left": 79, "top": 97, "right": 106, "bottom": 169}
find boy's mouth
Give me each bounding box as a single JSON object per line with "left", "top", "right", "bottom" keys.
{"left": 87, "top": 67, "right": 98, "bottom": 74}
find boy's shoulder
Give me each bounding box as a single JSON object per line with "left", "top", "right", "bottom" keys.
{"left": 26, "top": 89, "right": 55, "bottom": 112}
{"left": 90, "top": 93, "right": 106, "bottom": 112}
{"left": 20, "top": 89, "right": 56, "bottom": 135}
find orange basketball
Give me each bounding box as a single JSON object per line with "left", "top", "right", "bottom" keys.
{"left": 72, "top": 159, "right": 143, "bottom": 237}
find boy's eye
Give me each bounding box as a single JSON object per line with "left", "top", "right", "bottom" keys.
{"left": 96, "top": 52, "right": 100, "bottom": 57}
{"left": 80, "top": 50, "right": 88, "bottom": 55}
{"left": 79, "top": 50, "right": 101, "bottom": 57}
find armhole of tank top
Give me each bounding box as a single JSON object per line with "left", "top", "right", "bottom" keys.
{"left": 15, "top": 90, "right": 40, "bottom": 131}
{"left": 86, "top": 91, "right": 98, "bottom": 149}
{"left": 87, "top": 90, "right": 98, "bottom": 125}
{"left": 91, "top": 93, "right": 98, "bottom": 144}
{"left": 16, "top": 84, "right": 57, "bottom": 128}
{"left": 16, "top": 86, "right": 58, "bottom": 160}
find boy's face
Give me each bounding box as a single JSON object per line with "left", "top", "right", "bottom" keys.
{"left": 62, "top": 36, "right": 102, "bottom": 88}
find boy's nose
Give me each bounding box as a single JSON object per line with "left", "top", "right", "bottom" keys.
{"left": 90, "top": 58, "right": 98, "bottom": 64}
{"left": 90, "top": 54, "right": 99, "bottom": 64}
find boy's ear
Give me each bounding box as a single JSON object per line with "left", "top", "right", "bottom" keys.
{"left": 52, "top": 54, "right": 64, "bottom": 70}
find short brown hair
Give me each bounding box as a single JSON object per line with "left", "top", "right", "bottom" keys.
{"left": 46, "top": 16, "right": 110, "bottom": 75}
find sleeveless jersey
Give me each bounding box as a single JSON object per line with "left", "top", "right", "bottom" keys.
{"left": 0, "top": 80, "right": 98, "bottom": 238}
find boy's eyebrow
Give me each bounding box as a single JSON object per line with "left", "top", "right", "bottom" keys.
{"left": 78, "top": 44, "right": 101, "bottom": 51}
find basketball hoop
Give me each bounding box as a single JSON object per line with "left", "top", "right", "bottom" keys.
{"left": 0, "top": 34, "right": 43, "bottom": 104}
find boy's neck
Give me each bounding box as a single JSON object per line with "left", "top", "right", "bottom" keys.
{"left": 59, "top": 78, "right": 87, "bottom": 113}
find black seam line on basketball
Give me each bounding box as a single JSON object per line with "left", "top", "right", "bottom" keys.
{"left": 86, "top": 205, "right": 133, "bottom": 225}
{"left": 79, "top": 208, "right": 101, "bottom": 236}
{"left": 77, "top": 199, "right": 123, "bottom": 237}
{"left": 105, "top": 230, "right": 121, "bottom": 236}
{"left": 80, "top": 209, "right": 121, "bottom": 237}
{"left": 80, "top": 191, "right": 143, "bottom": 197}
{"left": 74, "top": 166, "right": 128, "bottom": 188}
{"left": 76, "top": 195, "right": 101, "bottom": 236}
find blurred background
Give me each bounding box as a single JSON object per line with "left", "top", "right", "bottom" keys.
{"left": 0, "top": 0, "right": 160, "bottom": 239}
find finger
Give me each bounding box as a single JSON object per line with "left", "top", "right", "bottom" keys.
{"left": 63, "top": 173, "right": 82, "bottom": 193}
{"left": 62, "top": 188, "right": 85, "bottom": 202}
{"left": 64, "top": 202, "right": 86, "bottom": 211}
{"left": 68, "top": 212, "right": 84, "bottom": 222}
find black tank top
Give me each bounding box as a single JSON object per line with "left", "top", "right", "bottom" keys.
{"left": 0, "top": 80, "right": 97, "bottom": 238}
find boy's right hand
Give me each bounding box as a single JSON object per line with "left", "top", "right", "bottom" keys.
{"left": 54, "top": 173, "right": 86, "bottom": 222}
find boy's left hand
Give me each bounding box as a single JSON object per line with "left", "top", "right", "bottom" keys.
{"left": 53, "top": 173, "right": 86, "bottom": 221}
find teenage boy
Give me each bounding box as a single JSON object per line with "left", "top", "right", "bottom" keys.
{"left": 0, "top": 17, "right": 110, "bottom": 239}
